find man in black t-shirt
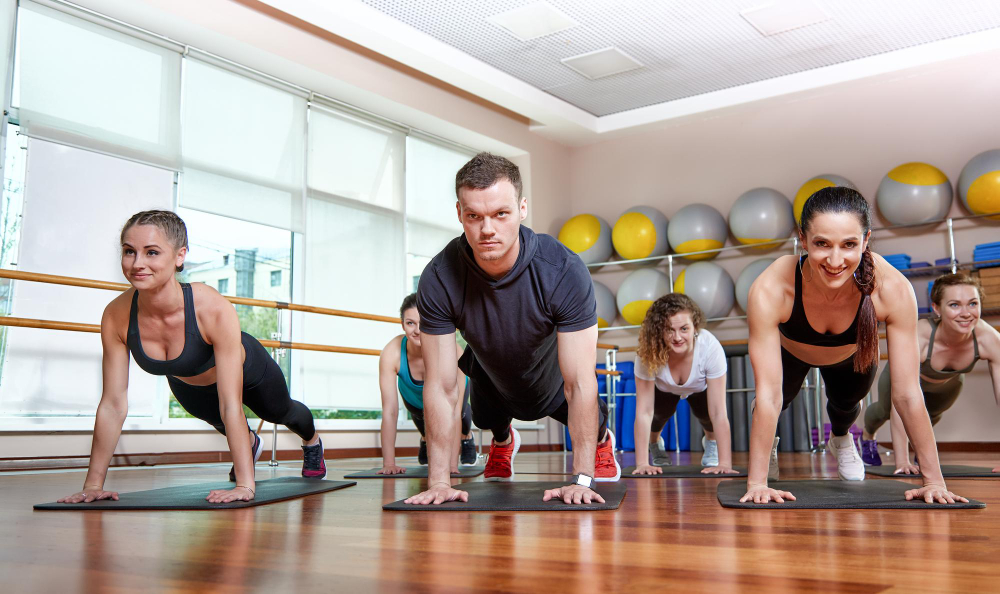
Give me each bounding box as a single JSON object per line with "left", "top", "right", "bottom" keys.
{"left": 403, "top": 153, "right": 620, "bottom": 506}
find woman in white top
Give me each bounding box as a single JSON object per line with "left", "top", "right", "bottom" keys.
{"left": 632, "top": 293, "right": 738, "bottom": 475}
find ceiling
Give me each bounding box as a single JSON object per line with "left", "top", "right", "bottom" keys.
{"left": 259, "top": 0, "right": 1000, "bottom": 143}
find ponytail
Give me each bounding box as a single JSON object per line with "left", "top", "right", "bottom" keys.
{"left": 853, "top": 245, "right": 878, "bottom": 372}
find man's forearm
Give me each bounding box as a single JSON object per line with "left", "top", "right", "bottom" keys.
{"left": 424, "top": 384, "right": 458, "bottom": 485}
{"left": 567, "top": 386, "right": 599, "bottom": 476}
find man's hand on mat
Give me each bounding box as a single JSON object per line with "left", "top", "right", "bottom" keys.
{"left": 701, "top": 466, "right": 740, "bottom": 475}
{"left": 739, "top": 484, "right": 796, "bottom": 504}
{"left": 206, "top": 486, "right": 254, "bottom": 504}
{"left": 404, "top": 483, "right": 468, "bottom": 505}
{"left": 542, "top": 484, "right": 605, "bottom": 505}
{"left": 904, "top": 484, "right": 969, "bottom": 504}
{"left": 632, "top": 464, "right": 663, "bottom": 475}
{"left": 893, "top": 463, "right": 921, "bottom": 475}
{"left": 377, "top": 465, "right": 407, "bottom": 475}
{"left": 58, "top": 488, "right": 119, "bottom": 503}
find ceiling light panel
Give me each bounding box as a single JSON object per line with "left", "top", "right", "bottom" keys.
{"left": 741, "top": 1, "right": 830, "bottom": 37}
{"left": 561, "top": 47, "right": 642, "bottom": 80}
{"left": 363, "top": 0, "right": 1000, "bottom": 117}
{"left": 487, "top": 2, "right": 579, "bottom": 41}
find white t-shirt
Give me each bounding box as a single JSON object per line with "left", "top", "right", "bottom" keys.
{"left": 634, "top": 329, "right": 727, "bottom": 398}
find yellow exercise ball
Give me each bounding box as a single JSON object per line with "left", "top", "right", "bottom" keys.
{"left": 612, "top": 206, "right": 669, "bottom": 262}
{"left": 794, "top": 174, "right": 856, "bottom": 225}
{"left": 558, "top": 214, "right": 613, "bottom": 264}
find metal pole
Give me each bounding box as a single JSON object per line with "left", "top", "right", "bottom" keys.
{"left": 667, "top": 255, "right": 674, "bottom": 292}
{"left": 268, "top": 323, "right": 283, "bottom": 467}
{"left": 947, "top": 218, "right": 957, "bottom": 274}
{"left": 811, "top": 368, "right": 824, "bottom": 452}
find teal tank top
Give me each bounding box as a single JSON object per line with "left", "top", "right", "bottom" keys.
{"left": 397, "top": 336, "right": 425, "bottom": 410}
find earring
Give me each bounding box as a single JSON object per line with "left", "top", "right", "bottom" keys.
{"left": 800, "top": 255, "right": 814, "bottom": 282}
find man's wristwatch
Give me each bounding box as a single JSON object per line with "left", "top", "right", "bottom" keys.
{"left": 571, "top": 474, "right": 594, "bottom": 489}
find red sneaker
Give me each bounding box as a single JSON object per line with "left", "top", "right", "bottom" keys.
{"left": 485, "top": 426, "right": 520, "bottom": 481}
{"left": 594, "top": 430, "right": 621, "bottom": 482}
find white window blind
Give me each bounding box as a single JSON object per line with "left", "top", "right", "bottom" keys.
{"left": 0, "top": 1, "right": 15, "bottom": 114}
{"left": 308, "top": 105, "right": 404, "bottom": 210}
{"left": 180, "top": 56, "right": 305, "bottom": 231}
{"left": 297, "top": 195, "right": 403, "bottom": 410}
{"left": 0, "top": 139, "right": 173, "bottom": 417}
{"left": 13, "top": 1, "right": 181, "bottom": 169}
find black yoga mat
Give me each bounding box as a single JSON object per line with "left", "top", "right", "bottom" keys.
{"left": 383, "top": 481, "right": 627, "bottom": 511}
{"left": 344, "top": 466, "right": 485, "bottom": 479}
{"left": 866, "top": 464, "right": 1000, "bottom": 478}
{"left": 622, "top": 465, "right": 747, "bottom": 478}
{"left": 717, "top": 479, "right": 985, "bottom": 509}
{"left": 34, "top": 477, "right": 356, "bottom": 511}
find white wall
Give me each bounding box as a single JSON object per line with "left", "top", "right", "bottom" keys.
{"left": 561, "top": 48, "right": 1000, "bottom": 443}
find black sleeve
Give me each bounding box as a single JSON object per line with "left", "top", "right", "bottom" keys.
{"left": 415, "top": 263, "right": 457, "bottom": 335}
{"left": 551, "top": 255, "right": 598, "bottom": 332}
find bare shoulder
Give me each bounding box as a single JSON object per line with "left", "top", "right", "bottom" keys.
{"left": 976, "top": 318, "right": 1000, "bottom": 360}
{"left": 747, "top": 255, "right": 796, "bottom": 321}
{"left": 188, "top": 282, "right": 235, "bottom": 316}
{"left": 872, "top": 253, "right": 915, "bottom": 312}
{"left": 381, "top": 334, "right": 404, "bottom": 360}
{"left": 101, "top": 289, "right": 134, "bottom": 341}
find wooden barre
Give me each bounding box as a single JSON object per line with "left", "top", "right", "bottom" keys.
{"left": 0, "top": 316, "right": 381, "bottom": 356}
{"left": 596, "top": 342, "right": 618, "bottom": 350}
{"left": 596, "top": 369, "right": 620, "bottom": 376}
{"left": 0, "top": 269, "right": 401, "bottom": 324}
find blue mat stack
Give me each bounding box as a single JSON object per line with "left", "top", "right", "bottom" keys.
{"left": 883, "top": 253, "right": 911, "bottom": 270}
{"left": 973, "top": 241, "right": 1000, "bottom": 268}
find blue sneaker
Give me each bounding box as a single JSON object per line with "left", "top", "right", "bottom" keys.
{"left": 861, "top": 439, "right": 882, "bottom": 467}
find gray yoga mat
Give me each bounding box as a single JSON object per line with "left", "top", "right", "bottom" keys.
{"left": 717, "top": 479, "right": 985, "bottom": 509}
{"left": 384, "top": 481, "right": 627, "bottom": 511}
{"left": 344, "top": 465, "right": 485, "bottom": 479}
{"left": 866, "top": 464, "right": 1000, "bottom": 478}
{"left": 622, "top": 465, "right": 747, "bottom": 478}
{"left": 34, "top": 477, "right": 356, "bottom": 511}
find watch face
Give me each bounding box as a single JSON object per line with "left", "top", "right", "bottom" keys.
{"left": 576, "top": 474, "right": 593, "bottom": 488}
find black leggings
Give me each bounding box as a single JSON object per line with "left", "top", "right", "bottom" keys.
{"left": 781, "top": 347, "right": 877, "bottom": 436}
{"left": 470, "top": 378, "right": 608, "bottom": 444}
{"left": 166, "top": 332, "right": 316, "bottom": 441}
{"left": 651, "top": 387, "right": 714, "bottom": 434}
{"left": 401, "top": 381, "right": 473, "bottom": 438}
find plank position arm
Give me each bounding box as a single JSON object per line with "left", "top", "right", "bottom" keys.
{"left": 403, "top": 331, "right": 467, "bottom": 505}
{"left": 543, "top": 325, "right": 605, "bottom": 504}
{"left": 740, "top": 272, "right": 796, "bottom": 504}
{"left": 702, "top": 374, "right": 738, "bottom": 474}
{"left": 57, "top": 304, "right": 131, "bottom": 503}
{"left": 377, "top": 338, "right": 406, "bottom": 475}
{"left": 631, "top": 376, "right": 662, "bottom": 475}
{"left": 881, "top": 274, "right": 967, "bottom": 503}
{"left": 205, "top": 294, "right": 255, "bottom": 504}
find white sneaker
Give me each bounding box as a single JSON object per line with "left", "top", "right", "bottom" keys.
{"left": 828, "top": 434, "right": 865, "bottom": 481}
{"left": 768, "top": 436, "right": 780, "bottom": 481}
{"left": 701, "top": 435, "right": 719, "bottom": 467}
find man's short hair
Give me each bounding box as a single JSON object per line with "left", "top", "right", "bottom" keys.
{"left": 455, "top": 152, "right": 522, "bottom": 201}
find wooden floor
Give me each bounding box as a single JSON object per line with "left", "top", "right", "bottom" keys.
{"left": 3, "top": 450, "right": 999, "bottom": 593}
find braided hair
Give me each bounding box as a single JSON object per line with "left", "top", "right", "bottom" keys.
{"left": 799, "top": 187, "right": 878, "bottom": 372}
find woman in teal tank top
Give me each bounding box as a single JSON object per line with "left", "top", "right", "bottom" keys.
{"left": 862, "top": 273, "right": 1000, "bottom": 473}
{"left": 377, "top": 294, "right": 476, "bottom": 475}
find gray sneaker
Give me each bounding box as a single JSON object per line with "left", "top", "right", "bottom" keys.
{"left": 768, "top": 436, "right": 780, "bottom": 481}
{"left": 701, "top": 435, "right": 719, "bottom": 467}
{"left": 650, "top": 436, "right": 672, "bottom": 466}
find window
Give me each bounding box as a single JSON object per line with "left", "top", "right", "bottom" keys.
{"left": 217, "top": 278, "right": 229, "bottom": 294}
{"left": 270, "top": 270, "right": 281, "bottom": 287}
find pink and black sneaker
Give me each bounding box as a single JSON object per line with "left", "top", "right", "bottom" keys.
{"left": 302, "top": 437, "right": 327, "bottom": 479}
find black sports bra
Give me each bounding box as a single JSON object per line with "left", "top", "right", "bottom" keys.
{"left": 127, "top": 283, "right": 216, "bottom": 377}
{"left": 778, "top": 256, "right": 864, "bottom": 347}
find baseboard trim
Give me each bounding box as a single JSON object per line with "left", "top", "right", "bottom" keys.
{"left": 0, "top": 443, "right": 566, "bottom": 472}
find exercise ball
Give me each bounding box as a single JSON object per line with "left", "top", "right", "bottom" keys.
{"left": 558, "top": 214, "right": 613, "bottom": 264}
{"left": 794, "top": 174, "right": 856, "bottom": 225}
{"left": 667, "top": 204, "right": 728, "bottom": 260}
{"left": 729, "top": 188, "right": 794, "bottom": 248}
{"left": 958, "top": 149, "right": 1000, "bottom": 221}
{"left": 593, "top": 280, "right": 617, "bottom": 328}
{"left": 611, "top": 206, "right": 669, "bottom": 261}
{"left": 616, "top": 268, "right": 671, "bottom": 325}
{"left": 876, "top": 162, "right": 952, "bottom": 226}
{"left": 674, "top": 262, "right": 735, "bottom": 319}
{"left": 735, "top": 257, "right": 776, "bottom": 312}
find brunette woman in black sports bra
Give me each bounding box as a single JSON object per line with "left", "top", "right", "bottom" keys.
{"left": 59, "top": 211, "right": 324, "bottom": 505}
{"left": 740, "top": 187, "right": 966, "bottom": 505}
